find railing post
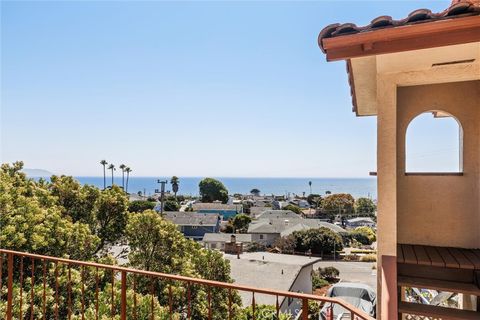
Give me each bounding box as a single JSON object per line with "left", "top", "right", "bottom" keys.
{"left": 301, "top": 298, "right": 309, "bottom": 320}
{"left": 6, "top": 253, "right": 13, "bottom": 320}
{"left": 121, "top": 271, "right": 127, "bottom": 320}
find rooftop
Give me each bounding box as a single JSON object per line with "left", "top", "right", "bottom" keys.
{"left": 224, "top": 252, "right": 320, "bottom": 306}
{"left": 319, "top": 0, "right": 480, "bottom": 54}
{"left": 202, "top": 233, "right": 254, "bottom": 243}
{"left": 163, "top": 211, "right": 220, "bottom": 226}
{"left": 248, "top": 217, "right": 346, "bottom": 234}
{"left": 192, "top": 203, "right": 241, "bottom": 211}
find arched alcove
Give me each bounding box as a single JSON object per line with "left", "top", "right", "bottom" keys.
{"left": 405, "top": 111, "right": 462, "bottom": 173}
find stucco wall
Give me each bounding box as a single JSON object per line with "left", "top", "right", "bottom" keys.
{"left": 396, "top": 81, "right": 480, "bottom": 248}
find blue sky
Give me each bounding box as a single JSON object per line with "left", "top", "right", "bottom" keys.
{"left": 1, "top": 0, "right": 456, "bottom": 177}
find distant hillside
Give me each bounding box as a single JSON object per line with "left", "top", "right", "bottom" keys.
{"left": 22, "top": 168, "right": 54, "bottom": 177}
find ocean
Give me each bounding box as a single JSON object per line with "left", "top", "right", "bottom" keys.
{"left": 75, "top": 177, "right": 377, "bottom": 199}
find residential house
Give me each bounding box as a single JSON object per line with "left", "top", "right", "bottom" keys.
{"left": 346, "top": 217, "right": 376, "bottom": 229}
{"left": 319, "top": 1, "right": 480, "bottom": 318}
{"left": 163, "top": 212, "right": 221, "bottom": 240}
{"left": 225, "top": 252, "right": 321, "bottom": 316}
{"left": 255, "top": 210, "right": 299, "bottom": 219}
{"left": 192, "top": 202, "right": 242, "bottom": 220}
{"left": 248, "top": 217, "right": 346, "bottom": 246}
{"left": 202, "top": 233, "right": 254, "bottom": 251}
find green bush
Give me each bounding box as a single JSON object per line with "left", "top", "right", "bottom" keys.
{"left": 360, "top": 254, "right": 377, "bottom": 262}
{"left": 318, "top": 266, "right": 340, "bottom": 280}
{"left": 163, "top": 199, "right": 180, "bottom": 211}
{"left": 282, "top": 204, "right": 303, "bottom": 215}
{"left": 128, "top": 200, "right": 156, "bottom": 213}
{"left": 312, "top": 276, "right": 330, "bottom": 290}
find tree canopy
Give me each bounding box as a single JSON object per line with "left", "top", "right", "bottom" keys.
{"left": 199, "top": 178, "right": 229, "bottom": 203}
{"left": 322, "top": 193, "right": 355, "bottom": 214}
{"left": 250, "top": 188, "right": 260, "bottom": 196}
{"left": 354, "top": 197, "right": 376, "bottom": 214}
{"left": 231, "top": 214, "right": 252, "bottom": 233}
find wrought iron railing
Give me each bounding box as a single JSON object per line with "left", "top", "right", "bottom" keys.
{"left": 0, "top": 249, "right": 374, "bottom": 320}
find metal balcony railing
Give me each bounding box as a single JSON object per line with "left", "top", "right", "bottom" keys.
{"left": 0, "top": 249, "right": 374, "bottom": 320}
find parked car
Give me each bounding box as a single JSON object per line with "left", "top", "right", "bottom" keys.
{"left": 320, "top": 282, "right": 376, "bottom": 319}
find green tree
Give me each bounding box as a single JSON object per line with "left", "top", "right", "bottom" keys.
{"left": 239, "top": 304, "right": 292, "bottom": 320}
{"left": 354, "top": 197, "right": 376, "bottom": 214}
{"left": 282, "top": 204, "right": 303, "bottom": 215}
{"left": 125, "top": 167, "right": 132, "bottom": 193}
{"left": 322, "top": 193, "right": 355, "bottom": 214}
{"left": 0, "top": 162, "right": 99, "bottom": 260}
{"left": 119, "top": 164, "right": 126, "bottom": 189}
{"left": 128, "top": 200, "right": 156, "bottom": 213}
{"left": 94, "top": 185, "right": 129, "bottom": 252}
{"left": 49, "top": 175, "right": 100, "bottom": 228}
{"left": 126, "top": 210, "right": 241, "bottom": 319}
{"left": 199, "top": 178, "right": 229, "bottom": 203}
{"left": 291, "top": 227, "right": 343, "bottom": 255}
{"left": 107, "top": 163, "right": 115, "bottom": 186}
{"left": 307, "top": 194, "right": 322, "bottom": 207}
{"left": 250, "top": 188, "right": 260, "bottom": 196}
{"left": 350, "top": 226, "right": 376, "bottom": 245}
{"left": 100, "top": 160, "right": 108, "bottom": 190}
{"left": 163, "top": 199, "right": 180, "bottom": 211}
{"left": 170, "top": 176, "right": 179, "bottom": 200}
{"left": 232, "top": 214, "right": 252, "bottom": 233}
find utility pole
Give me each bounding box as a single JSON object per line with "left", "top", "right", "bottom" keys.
{"left": 155, "top": 179, "right": 168, "bottom": 215}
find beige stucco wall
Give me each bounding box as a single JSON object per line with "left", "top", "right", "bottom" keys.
{"left": 396, "top": 80, "right": 480, "bottom": 248}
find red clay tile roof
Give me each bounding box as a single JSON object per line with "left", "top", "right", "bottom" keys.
{"left": 318, "top": 0, "right": 480, "bottom": 53}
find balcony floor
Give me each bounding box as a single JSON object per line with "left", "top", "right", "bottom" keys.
{"left": 397, "top": 243, "right": 480, "bottom": 270}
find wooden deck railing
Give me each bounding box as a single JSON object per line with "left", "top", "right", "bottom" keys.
{"left": 0, "top": 249, "right": 374, "bottom": 320}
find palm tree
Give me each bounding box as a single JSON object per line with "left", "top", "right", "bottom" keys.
{"left": 119, "top": 164, "right": 126, "bottom": 189}
{"left": 100, "top": 160, "right": 108, "bottom": 190}
{"left": 308, "top": 181, "right": 312, "bottom": 195}
{"left": 108, "top": 164, "right": 116, "bottom": 187}
{"left": 170, "top": 176, "right": 179, "bottom": 200}
{"left": 125, "top": 167, "right": 132, "bottom": 193}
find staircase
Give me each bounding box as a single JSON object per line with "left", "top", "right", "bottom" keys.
{"left": 397, "top": 244, "right": 480, "bottom": 320}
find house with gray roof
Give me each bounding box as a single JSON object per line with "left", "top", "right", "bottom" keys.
{"left": 254, "top": 210, "right": 299, "bottom": 219}
{"left": 225, "top": 252, "right": 320, "bottom": 317}
{"left": 192, "top": 203, "right": 242, "bottom": 220}
{"left": 202, "top": 233, "right": 254, "bottom": 251}
{"left": 346, "top": 217, "right": 376, "bottom": 229}
{"left": 164, "top": 212, "right": 221, "bottom": 240}
{"left": 248, "top": 217, "right": 346, "bottom": 246}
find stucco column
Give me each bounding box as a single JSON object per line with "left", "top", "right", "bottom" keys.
{"left": 376, "top": 74, "right": 398, "bottom": 320}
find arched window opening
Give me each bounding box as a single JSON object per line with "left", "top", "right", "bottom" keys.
{"left": 405, "top": 111, "right": 462, "bottom": 173}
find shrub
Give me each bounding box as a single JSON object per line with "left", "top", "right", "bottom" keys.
{"left": 128, "top": 200, "right": 156, "bottom": 213}
{"left": 246, "top": 242, "right": 267, "bottom": 252}
{"left": 163, "top": 200, "right": 180, "bottom": 211}
{"left": 360, "top": 254, "right": 377, "bottom": 262}
{"left": 342, "top": 254, "right": 360, "bottom": 261}
{"left": 318, "top": 266, "right": 340, "bottom": 280}
{"left": 311, "top": 266, "right": 340, "bottom": 289}
{"left": 350, "top": 226, "right": 376, "bottom": 245}
{"left": 282, "top": 204, "right": 302, "bottom": 215}
{"left": 312, "top": 276, "right": 330, "bottom": 290}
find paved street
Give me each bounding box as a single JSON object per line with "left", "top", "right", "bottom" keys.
{"left": 313, "top": 261, "right": 377, "bottom": 291}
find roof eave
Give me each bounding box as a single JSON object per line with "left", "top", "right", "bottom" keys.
{"left": 321, "top": 16, "right": 480, "bottom": 62}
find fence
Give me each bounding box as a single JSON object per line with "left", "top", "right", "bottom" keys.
{"left": 0, "top": 249, "right": 374, "bottom": 320}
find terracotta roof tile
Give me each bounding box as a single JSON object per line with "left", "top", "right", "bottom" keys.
{"left": 318, "top": 0, "right": 480, "bottom": 52}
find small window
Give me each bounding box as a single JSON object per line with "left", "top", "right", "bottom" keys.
{"left": 259, "top": 234, "right": 264, "bottom": 240}
{"left": 406, "top": 111, "right": 462, "bottom": 173}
